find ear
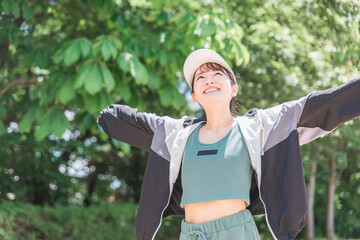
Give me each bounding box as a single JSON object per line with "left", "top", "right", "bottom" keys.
{"left": 231, "top": 84, "right": 239, "bottom": 97}
{"left": 191, "top": 92, "right": 198, "bottom": 104}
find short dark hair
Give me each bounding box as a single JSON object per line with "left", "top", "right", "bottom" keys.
{"left": 191, "top": 62, "right": 237, "bottom": 115}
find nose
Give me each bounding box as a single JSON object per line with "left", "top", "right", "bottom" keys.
{"left": 205, "top": 77, "right": 215, "bottom": 85}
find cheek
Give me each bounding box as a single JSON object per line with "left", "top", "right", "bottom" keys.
{"left": 193, "top": 81, "right": 203, "bottom": 93}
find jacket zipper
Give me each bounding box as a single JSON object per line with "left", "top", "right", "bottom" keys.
{"left": 260, "top": 125, "right": 265, "bottom": 156}
{"left": 258, "top": 120, "right": 277, "bottom": 239}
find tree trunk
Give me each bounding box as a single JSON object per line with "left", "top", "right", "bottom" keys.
{"left": 306, "top": 160, "right": 317, "bottom": 240}
{"left": 326, "top": 156, "right": 336, "bottom": 240}
{"left": 84, "top": 159, "right": 97, "bottom": 206}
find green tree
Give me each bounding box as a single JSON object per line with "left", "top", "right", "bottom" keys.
{"left": 1, "top": 0, "right": 359, "bottom": 239}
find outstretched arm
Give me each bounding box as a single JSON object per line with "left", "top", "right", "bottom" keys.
{"left": 97, "top": 104, "right": 163, "bottom": 152}
{"left": 260, "top": 77, "right": 360, "bottom": 150}
{"left": 297, "top": 77, "right": 360, "bottom": 145}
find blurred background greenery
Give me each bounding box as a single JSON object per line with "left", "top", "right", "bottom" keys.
{"left": 1, "top": 0, "right": 360, "bottom": 239}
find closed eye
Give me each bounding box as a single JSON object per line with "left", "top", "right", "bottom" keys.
{"left": 196, "top": 72, "right": 223, "bottom": 81}
{"left": 196, "top": 76, "right": 204, "bottom": 81}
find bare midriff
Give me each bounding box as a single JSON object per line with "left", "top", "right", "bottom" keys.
{"left": 184, "top": 199, "right": 246, "bottom": 224}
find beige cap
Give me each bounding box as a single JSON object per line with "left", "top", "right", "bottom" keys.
{"left": 183, "top": 48, "right": 236, "bottom": 88}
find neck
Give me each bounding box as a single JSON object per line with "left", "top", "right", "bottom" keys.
{"left": 203, "top": 105, "right": 234, "bottom": 131}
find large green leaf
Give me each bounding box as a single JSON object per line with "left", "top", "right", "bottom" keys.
{"left": 53, "top": 43, "right": 70, "bottom": 64}
{"left": 1, "top": 0, "right": 12, "bottom": 13}
{"left": 130, "top": 58, "right": 149, "bottom": 85}
{"left": 117, "top": 53, "right": 132, "bottom": 72}
{"left": 21, "top": 2, "right": 34, "bottom": 21}
{"left": 52, "top": 110, "right": 69, "bottom": 138}
{"left": 84, "top": 62, "right": 103, "bottom": 95}
{"left": 79, "top": 38, "right": 92, "bottom": 58}
{"left": 101, "top": 41, "right": 113, "bottom": 61}
{"left": 232, "top": 41, "right": 244, "bottom": 66}
{"left": 64, "top": 40, "right": 81, "bottom": 66}
{"left": 100, "top": 62, "right": 115, "bottom": 91}
{"left": 74, "top": 61, "right": 95, "bottom": 89}
{"left": 19, "top": 107, "right": 36, "bottom": 133}
{"left": 2, "top": 0, "right": 20, "bottom": 18}
{"left": 57, "top": 80, "right": 76, "bottom": 104}
{"left": 92, "top": 41, "right": 102, "bottom": 57}
{"left": 109, "top": 36, "right": 122, "bottom": 50}
{"left": 201, "top": 19, "right": 215, "bottom": 37}
{"left": 34, "top": 109, "right": 54, "bottom": 141}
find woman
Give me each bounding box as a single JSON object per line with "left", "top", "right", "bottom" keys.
{"left": 97, "top": 49, "right": 360, "bottom": 240}
{"left": 178, "top": 50, "right": 260, "bottom": 239}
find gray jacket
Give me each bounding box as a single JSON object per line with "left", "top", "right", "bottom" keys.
{"left": 98, "top": 78, "right": 360, "bottom": 240}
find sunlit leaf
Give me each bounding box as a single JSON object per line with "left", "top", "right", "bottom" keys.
{"left": 100, "top": 62, "right": 115, "bottom": 92}
{"left": 201, "top": 20, "right": 215, "bottom": 37}
{"left": 64, "top": 41, "right": 81, "bottom": 66}
{"left": 74, "top": 61, "right": 95, "bottom": 89}
{"left": 79, "top": 38, "right": 92, "bottom": 58}
{"left": 101, "top": 41, "right": 112, "bottom": 61}
{"left": 117, "top": 53, "right": 132, "bottom": 72}
{"left": 130, "top": 57, "right": 148, "bottom": 85}
{"left": 53, "top": 43, "right": 70, "bottom": 64}
{"left": 58, "top": 80, "right": 76, "bottom": 104}
{"left": 109, "top": 36, "right": 122, "bottom": 50}
{"left": 84, "top": 62, "right": 103, "bottom": 95}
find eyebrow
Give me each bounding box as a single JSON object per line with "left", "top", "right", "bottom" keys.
{"left": 194, "top": 70, "right": 223, "bottom": 80}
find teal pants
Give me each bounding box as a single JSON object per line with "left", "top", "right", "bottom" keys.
{"left": 179, "top": 209, "right": 261, "bottom": 240}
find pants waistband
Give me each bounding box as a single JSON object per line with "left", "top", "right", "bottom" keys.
{"left": 181, "top": 209, "right": 253, "bottom": 235}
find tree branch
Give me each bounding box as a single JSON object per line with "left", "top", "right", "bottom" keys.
{"left": 0, "top": 75, "right": 46, "bottom": 96}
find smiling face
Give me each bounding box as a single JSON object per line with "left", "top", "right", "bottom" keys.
{"left": 191, "top": 62, "right": 238, "bottom": 110}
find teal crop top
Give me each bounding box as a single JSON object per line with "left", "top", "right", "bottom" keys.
{"left": 180, "top": 122, "right": 252, "bottom": 208}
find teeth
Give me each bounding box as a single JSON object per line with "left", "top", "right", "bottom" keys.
{"left": 204, "top": 88, "right": 219, "bottom": 94}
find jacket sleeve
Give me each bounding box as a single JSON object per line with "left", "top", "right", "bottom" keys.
{"left": 97, "top": 104, "right": 163, "bottom": 152}
{"left": 297, "top": 77, "right": 360, "bottom": 145}
{"left": 260, "top": 77, "right": 360, "bottom": 150}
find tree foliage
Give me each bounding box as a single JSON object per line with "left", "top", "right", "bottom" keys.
{"left": 1, "top": 0, "right": 360, "bottom": 238}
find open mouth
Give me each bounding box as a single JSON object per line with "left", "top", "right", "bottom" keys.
{"left": 203, "top": 87, "right": 220, "bottom": 94}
